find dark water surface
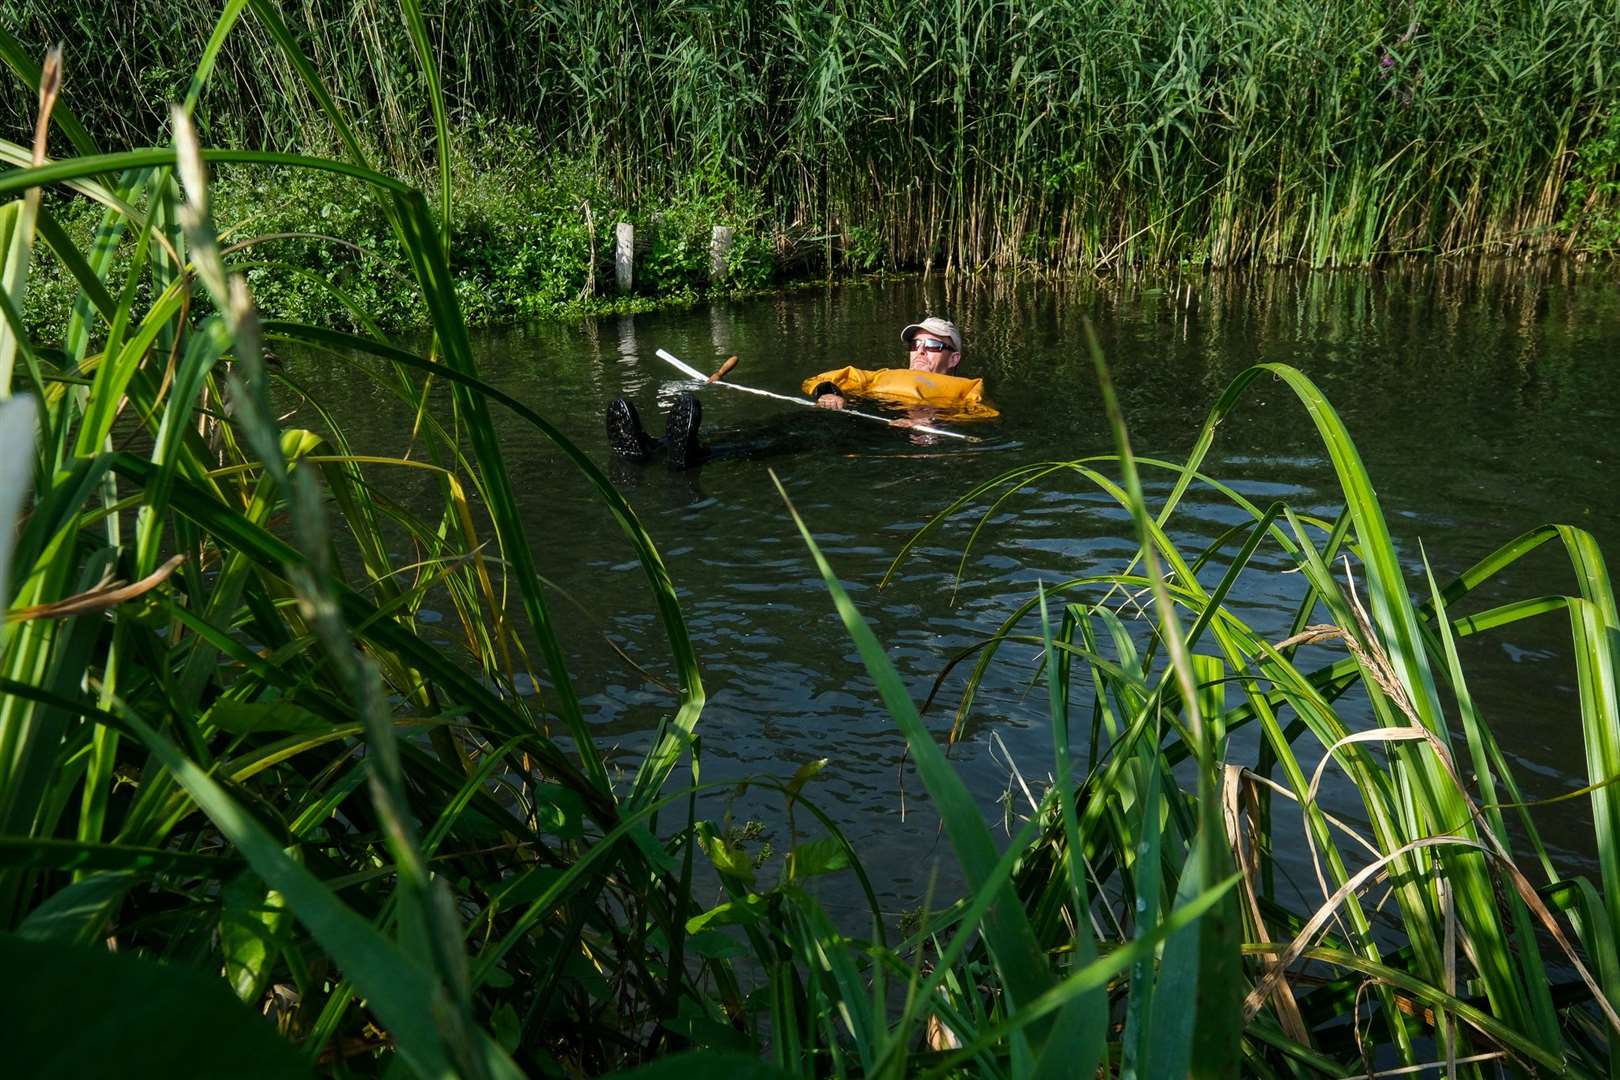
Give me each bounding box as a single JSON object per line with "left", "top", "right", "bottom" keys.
{"left": 295, "top": 265, "right": 1620, "bottom": 914}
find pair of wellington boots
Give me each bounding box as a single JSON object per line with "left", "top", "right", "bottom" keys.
{"left": 605, "top": 391, "right": 705, "bottom": 470}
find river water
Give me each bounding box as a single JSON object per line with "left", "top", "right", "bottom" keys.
{"left": 295, "top": 265, "right": 1620, "bottom": 914}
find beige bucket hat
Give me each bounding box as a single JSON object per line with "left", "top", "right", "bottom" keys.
{"left": 901, "top": 317, "right": 962, "bottom": 353}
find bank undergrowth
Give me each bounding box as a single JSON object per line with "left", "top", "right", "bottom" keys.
{"left": 22, "top": 146, "right": 779, "bottom": 336}
{"left": 4, "top": 5, "right": 1620, "bottom": 1078}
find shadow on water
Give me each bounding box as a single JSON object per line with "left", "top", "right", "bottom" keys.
{"left": 291, "top": 263, "right": 1620, "bottom": 913}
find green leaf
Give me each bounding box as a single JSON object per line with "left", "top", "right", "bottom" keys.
{"left": 1145, "top": 829, "right": 1209, "bottom": 1079}
{"left": 0, "top": 194, "right": 40, "bottom": 398}
{"left": 698, "top": 824, "right": 757, "bottom": 886}
{"left": 686, "top": 894, "right": 768, "bottom": 935}
{"left": 0, "top": 148, "right": 412, "bottom": 202}
{"left": 925, "top": 873, "right": 1242, "bottom": 1075}
{"left": 1, "top": 933, "right": 310, "bottom": 1079}
{"left": 785, "top": 757, "right": 828, "bottom": 796}
{"left": 221, "top": 870, "right": 288, "bottom": 1003}
{"left": 490, "top": 1003, "right": 521, "bottom": 1054}
{"left": 627, "top": 823, "right": 682, "bottom": 874}
{"left": 0, "top": 836, "right": 233, "bottom": 876}
{"left": 256, "top": 320, "right": 705, "bottom": 811}
{"left": 771, "top": 471, "right": 1057, "bottom": 1047}
{"left": 532, "top": 782, "right": 585, "bottom": 839}
{"left": 786, "top": 835, "right": 850, "bottom": 880}
{"left": 210, "top": 700, "right": 329, "bottom": 735}
{"left": 500, "top": 867, "right": 563, "bottom": 906}
{"left": 16, "top": 872, "right": 131, "bottom": 945}
{"left": 664, "top": 998, "right": 754, "bottom": 1053}
{"left": 116, "top": 707, "right": 523, "bottom": 1080}
{"left": 685, "top": 928, "right": 748, "bottom": 960}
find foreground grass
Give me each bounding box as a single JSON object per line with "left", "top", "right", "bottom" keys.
{"left": 3, "top": 8, "right": 1620, "bottom": 1078}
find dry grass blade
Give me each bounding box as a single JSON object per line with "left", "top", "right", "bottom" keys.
{"left": 1243, "top": 834, "right": 1490, "bottom": 1022}
{"left": 1274, "top": 624, "right": 1346, "bottom": 650}
{"left": 9, "top": 554, "right": 186, "bottom": 621}
{"left": 1339, "top": 1051, "right": 1508, "bottom": 1079}
{"left": 30, "top": 46, "right": 60, "bottom": 165}
{"left": 1223, "top": 762, "right": 1310, "bottom": 1045}
{"left": 1234, "top": 768, "right": 1382, "bottom": 860}
{"left": 1337, "top": 555, "right": 1421, "bottom": 722}
{"left": 1254, "top": 725, "right": 1620, "bottom": 1040}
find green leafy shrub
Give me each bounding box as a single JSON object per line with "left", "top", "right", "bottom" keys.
{"left": 638, "top": 212, "right": 707, "bottom": 299}
{"left": 721, "top": 227, "right": 775, "bottom": 290}
{"left": 449, "top": 158, "right": 614, "bottom": 320}
{"left": 1562, "top": 111, "right": 1620, "bottom": 254}
{"left": 843, "top": 224, "right": 884, "bottom": 273}
{"left": 216, "top": 167, "right": 423, "bottom": 329}
{"left": 636, "top": 169, "right": 776, "bottom": 296}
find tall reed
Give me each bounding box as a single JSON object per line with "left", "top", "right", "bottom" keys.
{"left": 6, "top": 0, "right": 1618, "bottom": 271}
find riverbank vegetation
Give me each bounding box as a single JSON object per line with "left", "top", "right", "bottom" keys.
{"left": 4, "top": 5, "right": 1620, "bottom": 1077}
{"left": 6, "top": 0, "right": 1620, "bottom": 331}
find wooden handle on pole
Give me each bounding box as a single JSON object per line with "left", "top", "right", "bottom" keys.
{"left": 707, "top": 355, "right": 739, "bottom": 383}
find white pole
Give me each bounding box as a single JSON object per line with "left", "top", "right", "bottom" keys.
{"left": 653, "top": 349, "right": 974, "bottom": 441}
{"left": 615, "top": 223, "right": 634, "bottom": 292}
{"left": 710, "top": 225, "right": 735, "bottom": 281}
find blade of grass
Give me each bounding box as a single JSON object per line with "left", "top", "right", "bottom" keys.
{"left": 771, "top": 468, "right": 1058, "bottom": 1052}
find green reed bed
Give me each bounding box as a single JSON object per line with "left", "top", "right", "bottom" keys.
{"left": 3, "top": 6, "right": 1620, "bottom": 1078}
{"left": 7, "top": 0, "right": 1620, "bottom": 279}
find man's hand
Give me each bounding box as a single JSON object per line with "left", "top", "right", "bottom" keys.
{"left": 809, "top": 381, "right": 845, "bottom": 410}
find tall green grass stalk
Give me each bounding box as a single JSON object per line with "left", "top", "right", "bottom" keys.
{"left": 880, "top": 367, "right": 1620, "bottom": 1072}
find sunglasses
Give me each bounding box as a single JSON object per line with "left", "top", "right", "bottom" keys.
{"left": 911, "top": 337, "right": 951, "bottom": 353}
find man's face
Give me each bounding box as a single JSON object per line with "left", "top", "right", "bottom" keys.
{"left": 907, "top": 334, "right": 960, "bottom": 374}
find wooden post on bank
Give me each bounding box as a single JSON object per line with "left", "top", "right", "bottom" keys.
{"left": 615, "top": 222, "right": 634, "bottom": 292}
{"left": 710, "top": 225, "right": 735, "bottom": 282}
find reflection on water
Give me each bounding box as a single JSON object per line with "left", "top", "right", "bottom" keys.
{"left": 291, "top": 265, "right": 1620, "bottom": 909}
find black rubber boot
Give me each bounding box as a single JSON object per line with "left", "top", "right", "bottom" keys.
{"left": 664, "top": 391, "right": 707, "bottom": 470}
{"left": 606, "top": 397, "right": 658, "bottom": 461}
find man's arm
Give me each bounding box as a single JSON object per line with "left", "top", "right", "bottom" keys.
{"left": 802, "top": 366, "right": 868, "bottom": 410}
{"left": 809, "top": 380, "right": 846, "bottom": 410}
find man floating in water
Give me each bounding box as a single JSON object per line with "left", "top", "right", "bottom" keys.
{"left": 803, "top": 317, "right": 996, "bottom": 421}
{"left": 605, "top": 316, "right": 996, "bottom": 469}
